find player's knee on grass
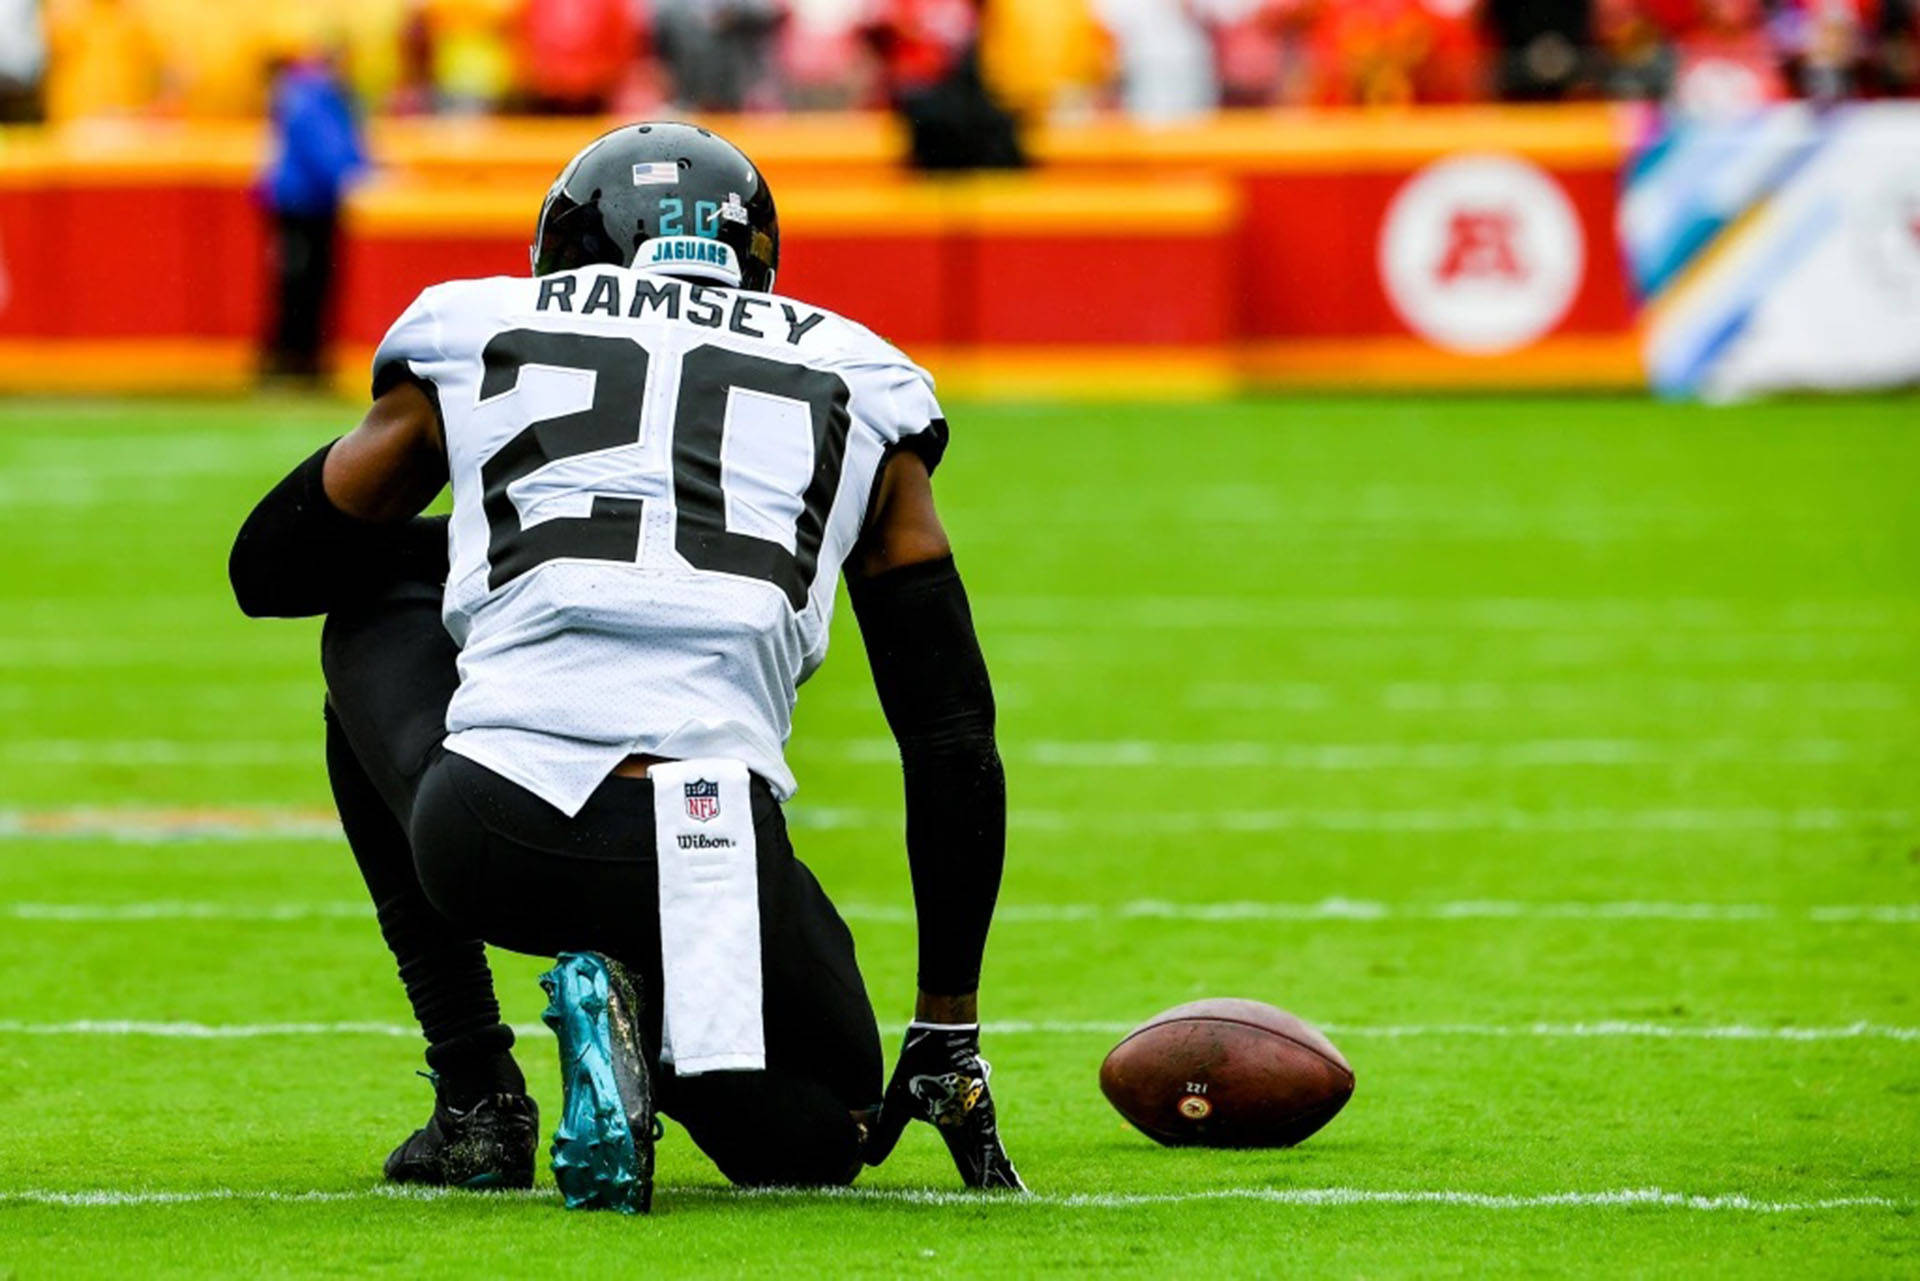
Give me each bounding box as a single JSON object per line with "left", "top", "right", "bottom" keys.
{"left": 666, "top": 1070, "right": 865, "bottom": 1188}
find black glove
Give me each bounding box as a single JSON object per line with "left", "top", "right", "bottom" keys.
{"left": 863, "top": 1022, "right": 1025, "bottom": 1191}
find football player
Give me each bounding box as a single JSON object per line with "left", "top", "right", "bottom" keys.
{"left": 230, "top": 122, "right": 1021, "bottom": 1211}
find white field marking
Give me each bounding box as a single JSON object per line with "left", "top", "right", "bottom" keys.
{"left": 826, "top": 737, "right": 1869, "bottom": 768}
{"left": 1, "top": 1019, "right": 1914, "bottom": 1044}
{"left": 700, "top": 1185, "right": 1911, "bottom": 1213}
{"left": 0, "top": 1020, "right": 423, "bottom": 1039}
{"left": 996, "top": 899, "right": 1920, "bottom": 925}
{"left": 0, "top": 1184, "right": 1903, "bottom": 1214}
{"left": 2, "top": 736, "right": 1882, "bottom": 771}
{"left": 801, "top": 807, "right": 1916, "bottom": 835}
{"left": 946, "top": 1021, "right": 1920, "bottom": 1044}
{"left": 1185, "top": 680, "right": 1914, "bottom": 713}
{"left": 0, "top": 808, "right": 341, "bottom": 842}
{"left": 987, "top": 634, "right": 1914, "bottom": 668}
{"left": 18, "top": 898, "right": 1920, "bottom": 926}
{"left": 3, "top": 806, "right": 1911, "bottom": 843}
{"left": 0, "top": 740, "right": 316, "bottom": 766}
{"left": 4, "top": 901, "right": 373, "bottom": 922}
{"left": 24, "top": 631, "right": 1902, "bottom": 671}
{"left": 984, "top": 596, "right": 1917, "bottom": 632}
{"left": 4, "top": 597, "right": 1907, "bottom": 638}
{"left": 0, "top": 1185, "right": 548, "bottom": 1207}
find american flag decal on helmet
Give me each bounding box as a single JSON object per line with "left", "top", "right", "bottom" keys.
{"left": 684, "top": 779, "right": 721, "bottom": 822}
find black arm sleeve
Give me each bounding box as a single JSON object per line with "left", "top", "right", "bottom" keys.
{"left": 229, "top": 443, "right": 449, "bottom": 619}
{"left": 849, "top": 555, "right": 1005, "bottom": 995}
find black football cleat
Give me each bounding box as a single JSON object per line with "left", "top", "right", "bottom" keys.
{"left": 383, "top": 1075, "right": 540, "bottom": 1191}
{"left": 540, "top": 951, "right": 655, "bottom": 1213}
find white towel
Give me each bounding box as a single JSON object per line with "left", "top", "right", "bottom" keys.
{"left": 649, "top": 758, "right": 766, "bottom": 1075}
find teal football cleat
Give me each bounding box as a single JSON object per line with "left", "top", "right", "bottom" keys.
{"left": 539, "top": 951, "right": 655, "bottom": 1214}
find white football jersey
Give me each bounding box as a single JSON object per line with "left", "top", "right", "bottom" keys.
{"left": 371, "top": 263, "right": 947, "bottom": 816}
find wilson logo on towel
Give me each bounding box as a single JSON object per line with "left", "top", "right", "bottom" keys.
{"left": 684, "top": 779, "right": 721, "bottom": 822}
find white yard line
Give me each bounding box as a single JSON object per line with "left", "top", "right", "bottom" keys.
{"left": 838, "top": 738, "right": 1869, "bottom": 768}
{"left": 1, "top": 804, "right": 1910, "bottom": 843}
{"left": 1, "top": 736, "right": 1883, "bottom": 770}
{"left": 985, "top": 807, "right": 1909, "bottom": 834}
{"left": 0, "top": 1020, "right": 424, "bottom": 1039}
{"left": 709, "top": 1185, "right": 1911, "bottom": 1212}
{"left": 7, "top": 899, "right": 1918, "bottom": 925}
{"left": 983, "top": 596, "right": 1917, "bottom": 632}
{"left": 0, "top": 1186, "right": 545, "bottom": 1207}
{"left": 0, "top": 1019, "right": 1912, "bottom": 1043}
{"left": 0, "top": 741, "right": 317, "bottom": 766}
{"left": 5, "top": 901, "right": 374, "bottom": 921}
{"left": 1185, "top": 680, "right": 1914, "bottom": 712}
{"left": 0, "top": 808, "right": 343, "bottom": 841}
{"left": 4, "top": 597, "right": 1909, "bottom": 643}
{"left": 0, "top": 1184, "right": 1902, "bottom": 1213}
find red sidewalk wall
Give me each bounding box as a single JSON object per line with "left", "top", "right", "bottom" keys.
{"left": 0, "top": 108, "right": 1642, "bottom": 396}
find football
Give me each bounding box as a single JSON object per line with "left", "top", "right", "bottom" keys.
{"left": 1099, "top": 999, "right": 1355, "bottom": 1148}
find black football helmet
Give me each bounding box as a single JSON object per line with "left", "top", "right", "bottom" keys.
{"left": 530, "top": 122, "right": 780, "bottom": 292}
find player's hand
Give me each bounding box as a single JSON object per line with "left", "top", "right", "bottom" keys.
{"left": 864, "top": 1022, "right": 1026, "bottom": 1191}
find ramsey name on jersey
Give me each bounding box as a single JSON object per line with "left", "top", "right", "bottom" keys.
{"left": 372, "top": 263, "right": 948, "bottom": 816}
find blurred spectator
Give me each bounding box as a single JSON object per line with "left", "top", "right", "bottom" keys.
{"left": 1417, "top": 0, "right": 1490, "bottom": 100}
{"left": 1778, "top": 0, "right": 1874, "bottom": 99}
{"left": 391, "top": 4, "right": 439, "bottom": 113}
{"left": 515, "top": 0, "right": 642, "bottom": 112}
{"left": 1885, "top": 0, "right": 1920, "bottom": 93}
{"left": 1485, "top": 0, "right": 1591, "bottom": 99}
{"left": 860, "top": 0, "right": 1023, "bottom": 168}
{"left": 260, "top": 50, "right": 366, "bottom": 382}
{"left": 0, "top": 0, "right": 46, "bottom": 120}
{"left": 1194, "top": 0, "right": 1292, "bottom": 107}
{"left": 656, "top": 0, "right": 786, "bottom": 111}
{"left": 783, "top": 0, "right": 875, "bottom": 108}
{"left": 1234, "top": 0, "right": 1485, "bottom": 105}
{"left": 1671, "top": 0, "right": 1787, "bottom": 112}
{"left": 1303, "top": 0, "right": 1435, "bottom": 104}
{"left": 1595, "top": 0, "right": 1677, "bottom": 98}
{"left": 17, "top": 0, "right": 1920, "bottom": 124}
{"left": 860, "top": 0, "right": 972, "bottom": 97}
{"left": 1095, "top": 0, "right": 1220, "bottom": 121}
{"left": 44, "top": 0, "right": 166, "bottom": 121}
{"left": 977, "top": 0, "right": 1112, "bottom": 121}
{"left": 334, "top": 0, "right": 414, "bottom": 117}
{"left": 426, "top": 0, "right": 517, "bottom": 112}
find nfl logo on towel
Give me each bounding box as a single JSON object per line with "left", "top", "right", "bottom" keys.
{"left": 684, "top": 779, "right": 721, "bottom": 822}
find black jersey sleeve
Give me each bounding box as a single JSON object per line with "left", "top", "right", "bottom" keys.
{"left": 849, "top": 555, "right": 1005, "bottom": 995}
{"left": 230, "top": 443, "right": 449, "bottom": 618}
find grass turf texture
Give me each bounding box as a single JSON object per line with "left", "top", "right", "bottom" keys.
{"left": 0, "top": 393, "right": 1916, "bottom": 1277}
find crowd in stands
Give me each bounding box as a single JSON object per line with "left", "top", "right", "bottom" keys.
{"left": 4, "top": 0, "right": 1919, "bottom": 127}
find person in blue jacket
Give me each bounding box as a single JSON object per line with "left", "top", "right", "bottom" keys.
{"left": 261, "top": 49, "right": 366, "bottom": 381}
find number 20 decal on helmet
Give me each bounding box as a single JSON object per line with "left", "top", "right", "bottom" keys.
{"left": 530, "top": 122, "right": 780, "bottom": 293}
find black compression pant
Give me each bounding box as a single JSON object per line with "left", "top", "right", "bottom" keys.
{"left": 412, "top": 753, "right": 883, "bottom": 1186}
{"left": 320, "top": 577, "right": 882, "bottom": 1186}
{"left": 321, "top": 578, "right": 517, "bottom": 1092}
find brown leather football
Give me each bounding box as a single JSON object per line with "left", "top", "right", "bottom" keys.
{"left": 1099, "top": 998, "right": 1355, "bottom": 1148}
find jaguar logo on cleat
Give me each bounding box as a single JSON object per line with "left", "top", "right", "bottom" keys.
{"left": 909, "top": 1071, "right": 985, "bottom": 1126}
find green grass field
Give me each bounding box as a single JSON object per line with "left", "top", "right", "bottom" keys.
{"left": 1, "top": 394, "right": 1916, "bottom": 1277}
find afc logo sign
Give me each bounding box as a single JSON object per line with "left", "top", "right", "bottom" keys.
{"left": 683, "top": 778, "right": 721, "bottom": 823}
{"left": 1378, "top": 153, "right": 1586, "bottom": 354}
{"left": 1851, "top": 165, "right": 1920, "bottom": 302}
